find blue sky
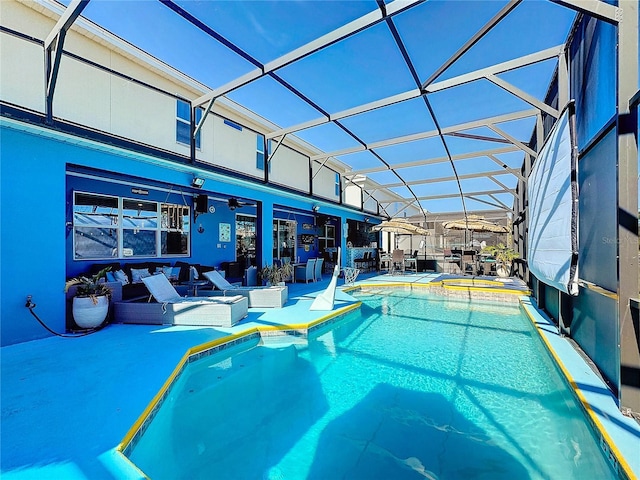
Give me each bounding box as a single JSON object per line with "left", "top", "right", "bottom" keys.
{"left": 62, "top": 0, "right": 577, "bottom": 214}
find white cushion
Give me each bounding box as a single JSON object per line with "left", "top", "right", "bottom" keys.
{"left": 142, "top": 274, "right": 182, "bottom": 303}
{"left": 203, "top": 270, "right": 235, "bottom": 290}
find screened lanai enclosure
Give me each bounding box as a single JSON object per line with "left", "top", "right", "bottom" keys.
{"left": 1, "top": 0, "right": 638, "bottom": 411}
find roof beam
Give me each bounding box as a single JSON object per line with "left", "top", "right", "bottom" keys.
{"left": 487, "top": 154, "right": 526, "bottom": 182}
{"left": 466, "top": 195, "right": 513, "bottom": 211}
{"left": 193, "top": 0, "right": 423, "bottom": 108}
{"left": 44, "top": 0, "right": 90, "bottom": 124}
{"left": 266, "top": 89, "right": 421, "bottom": 140}
{"left": 311, "top": 109, "right": 537, "bottom": 161}
{"left": 346, "top": 145, "right": 520, "bottom": 176}
{"left": 421, "top": 0, "right": 522, "bottom": 89}
{"left": 425, "top": 45, "right": 563, "bottom": 93}
{"left": 44, "top": 0, "right": 90, "bottom": 49}
{"left": 487, "top": 124, "right": 537, "bottom": 157}
{"left": 417, "top": 189, "right": 514, "bottom": 201}
{"left": 443, "top": 131, "right": 511, "bottom": 144}
{"left": 268, "top": 45, "right": 560, "bottom": 140}
{"left": 378, "top": 169, "right": 514, "bottom": 189}
{"left": 485, "top": 74, "right": 559, "bottom": 118}
{"left": 550, "top": 0, "right": 621, "bottom": 24}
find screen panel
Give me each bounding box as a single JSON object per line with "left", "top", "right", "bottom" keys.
{"left": 527, "top": 104, "right": 579, "bottom": 295}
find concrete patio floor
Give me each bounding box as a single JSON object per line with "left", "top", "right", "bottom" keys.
{"left": 2, "top": 271, "right": 638, "bottom": 479}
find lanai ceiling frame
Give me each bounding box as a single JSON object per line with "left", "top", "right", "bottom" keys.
{"left": 165, "top": 0, "right": 563, "bottom": 219}
{"left": 43, "top": 0, "right": 601, "bottom": 218}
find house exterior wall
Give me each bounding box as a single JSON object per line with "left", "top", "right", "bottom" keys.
{"left": 1, "top": 126, "right": 67, "bottom": 344}
{"left": 269, "top": 144, "right": 310, "bottom": 192}
{"left": 0, "top": 0, "right": 376, "bottom": 346}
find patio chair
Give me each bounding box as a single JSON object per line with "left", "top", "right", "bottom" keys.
{"left": 390, "top": 249, "right": 405, "bottom": 275}
{"left": 314, "top": 257, "right": 324, "bottom": 282}
{"left": 444, "top": 249, "right": 462, "bottom": 274}
{"left": 295, "top": 258, "right": 316, "bottom": 283}
{"left": 113, "top": 273, "right": 248, "bottom": 327}
{"left": 203, "top": 270, "right": 288, "bottom": 308}
{"left": 354, "top": 252, "right": 370, "bottom": 272}
{"left": 404, "top": 250, "right": 418, "bottom": 273}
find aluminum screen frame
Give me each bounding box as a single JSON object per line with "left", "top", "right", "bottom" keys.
{"left": 527, "top": 103, "right": 579, "bottom": 296}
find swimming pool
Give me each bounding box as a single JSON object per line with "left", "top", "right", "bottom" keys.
{"left": 127, "top": 287, "right": 617, "bottom": 479}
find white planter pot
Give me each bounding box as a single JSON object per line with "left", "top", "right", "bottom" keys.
{"left": 496, "top": 264, "right": 510, "bottom": 277}
{"left": 72, "top": 296, "right": 109, "bottom": 329}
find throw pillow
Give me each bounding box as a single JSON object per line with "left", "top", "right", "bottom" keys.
{"left": 162, "top": 266, "right": 180, "bottom": 282}
{"left": 114, "top": 269, "right": 130, "bottom": 285}
{"left": 131, "top": 268, "right": 151, "bottom": 283}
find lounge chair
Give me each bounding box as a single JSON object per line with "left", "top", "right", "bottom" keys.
{"left": 203, "top": 270, "right": 288, "bottom": 308}
{"left": 113, "top": 274, "right": 248, "bottom": 327}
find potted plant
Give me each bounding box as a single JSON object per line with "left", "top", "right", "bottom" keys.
{"left": 481, "top": 243, "right": 520, "bottom": 277}
{"left": 260, "top": 263, "right": 294, "bottom": 285}
{"left": 279, "top": 262, "right": 294, "bottom": 284}
{"left": 64, "top": 267, "right": 113, "bottom": 329}
{"left": 259, "top": 264, "right": 279, "bottom": 286}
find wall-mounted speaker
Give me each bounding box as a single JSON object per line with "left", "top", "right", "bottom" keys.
{"left": 195, "top": 194, "right": 208, "bottom": 213}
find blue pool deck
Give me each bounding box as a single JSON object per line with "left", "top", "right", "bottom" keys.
{"left": 1, "top": 272, "right": 639, "bottom": 479}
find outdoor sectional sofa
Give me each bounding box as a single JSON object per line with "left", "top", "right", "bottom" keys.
{"left": 84, "top": 261, "right": 216, "bottom": 300}
{"left": 113, "top": 274, "right": 248, "bottom": 327}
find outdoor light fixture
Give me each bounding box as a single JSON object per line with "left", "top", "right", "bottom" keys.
{"left": 312, "top": 204, "right": 320, "bottom": 212}
{"left": 192, "top": 176, "right": 205, "bottom": 188}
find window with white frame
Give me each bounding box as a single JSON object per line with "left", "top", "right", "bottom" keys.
{"left": 73, "top": 192, "right": 190, "bottom": 260}
{"left": 176, "top": 99, "right": 202, "bottom": 148}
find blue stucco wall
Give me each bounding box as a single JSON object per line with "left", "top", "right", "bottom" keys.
{"left": 1, "top": 126, "right": 67, "bottom": 346}
{"left": 0, "top": 121, "right": 366, "bottom": 345}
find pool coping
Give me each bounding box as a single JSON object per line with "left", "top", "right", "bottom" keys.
{"left": 520, "top": 296, "right": 640, "bottom": 480}
{"left": 115, "top": 301, "right": 362, "bottom": 472}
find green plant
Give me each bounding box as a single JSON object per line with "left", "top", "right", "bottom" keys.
{"left": 481, "top": 243, "right": 520, "bottom": 265}
{"left": 260, "top": 262, "right": 294, "bottom": 284}
{"left": 259, "top": 264, "right": 279, "bottom": 285}
{"left": 279, "top": 262, "right": 294, "bottom": 283}
{"left": 64, "top": 267, "right": 113, "bottom": 303}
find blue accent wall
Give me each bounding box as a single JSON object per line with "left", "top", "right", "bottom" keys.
{"left": 0, "top": 121, "right": 369, "bottom": 345}
{"left": 1, "top": 127, "right": 67, "bottom": 346}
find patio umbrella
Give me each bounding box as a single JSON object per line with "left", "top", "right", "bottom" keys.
{"left": 441, "top": 215, "right": 509, "bottom": 234}
{"left": 371, "top": 219, "right": 430, "bottom": 236}
{"left": 371, "top": 219, "right": 429, "bottom": 250}
{"left": 442, "top": 215, "right": 509, "bottom": 248}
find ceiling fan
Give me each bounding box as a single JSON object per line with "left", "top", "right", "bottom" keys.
{"left": 227, "top": 198, "right": 254, "bottom": 210}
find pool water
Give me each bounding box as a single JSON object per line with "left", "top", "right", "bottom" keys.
{"left": 128, "top": 288, "right": 616, "bottom": 479}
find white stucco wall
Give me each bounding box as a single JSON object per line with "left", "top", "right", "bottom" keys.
{"left": 270, "top": 144, "right": 310, "bottom": 192}
{"left": 0, "top": 33, "right": 45, "bottom": 113}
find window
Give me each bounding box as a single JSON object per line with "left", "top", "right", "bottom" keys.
{"left": 318, "top": 224, "right": 335, "bottom": 251}
{"left": 236, "top": 214, "right": 256, "bottom": 266}
{"left": 73, "top": 193, "right": 119, "bottom": 259}
{"left": 73, "top": 192, "right": 190, "bottom": 260}
{"left": 122, "top": 199, "right": 157, "bottom": 257}
{"left": 176, "top": 99, "right": 202, "bottom": 148}
{"left": 224, "top": 119, "right": 243, "bottom": 131}
{"left": 335, "top": 172, "right": 341, "bottom": 197}
{"left": 256, "top": 134, "right": 272, "bottom": 171}
{"left": 273, "top": 219, "right": 296, "bottom": 260}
